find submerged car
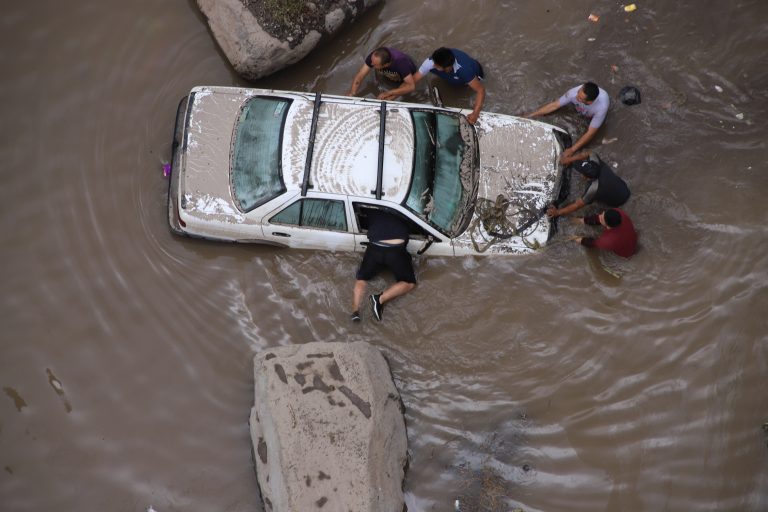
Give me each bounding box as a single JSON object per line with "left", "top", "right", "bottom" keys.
{"left": 167, "top": 86, "right": 570, "bottom": 256}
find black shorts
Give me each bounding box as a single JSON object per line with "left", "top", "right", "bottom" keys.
{"left": 356, "top": 244, "right": 417, "bottom": 284}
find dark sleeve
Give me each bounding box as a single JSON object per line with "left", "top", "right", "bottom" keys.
{"left": 582, "top": 181, "right": 599, "bottom": 204}
{"left": 580, "top": 237, "right": 596, "bottom": 248}
{"left": 583, "top": 214, "right": 601, "bottom": 226}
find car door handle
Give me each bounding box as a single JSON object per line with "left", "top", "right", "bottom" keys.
{"left": 272, "top": 232, "right": 291, "bottom": 238}
{"left": 359, "top": 241, "right": 369, "bottom": 246}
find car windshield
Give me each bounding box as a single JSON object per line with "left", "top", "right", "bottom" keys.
{"left": 404, "top": 110, "right": 477, "bottom": 237}
{"left": 230, "top": 96, "right": 290, "bottom": 212}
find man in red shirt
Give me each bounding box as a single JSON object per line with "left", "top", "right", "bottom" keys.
{"left": 573, "top": 208, "right": 637, "bottom": 258}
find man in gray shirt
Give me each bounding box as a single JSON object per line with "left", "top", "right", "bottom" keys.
{"left": 526, "top": 82, "right": 609, "bottom": 162}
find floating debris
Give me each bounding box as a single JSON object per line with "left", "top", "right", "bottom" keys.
{"left": 714, "top": 85, "right": 723, "bottom": 93}
{"left": 735, "top": 113, "right": 744, "bottom": 120}
{"left": 588, "top": 13, "right": 600, "bottom": 22}
{"left": 3, "top": 387, "right": 27, "bottom": 412}
{"left": 624, "top": 4, "right": 637, "bottom": 12}
{"left": 47, "top": 368, "right": 72, "bottom": 413}
{"left": 619, "top": 85, "right": 642, "bottom": 105}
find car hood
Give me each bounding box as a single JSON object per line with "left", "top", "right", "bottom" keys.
{"left": 453, "top": 113, "right": 562, "bottom": 255}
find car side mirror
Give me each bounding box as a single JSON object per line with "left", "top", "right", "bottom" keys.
{"left": 416, "top": 235, "right": 435, "bottom": 255}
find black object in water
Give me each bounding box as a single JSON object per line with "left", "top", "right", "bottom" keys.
{"left": 619, "top": 85, "right": 642, "bottom": 105}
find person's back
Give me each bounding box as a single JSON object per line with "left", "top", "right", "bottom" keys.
{"left": 584, "top": 209, "right": 637, "bottom": 258}
{"left": 426, "top": 48, "right": 482, "bottom": 85}
{"left": 581, "top": 155, "right": 630, "bottom": 208}
{"left": 411, "top": 47, "right": 486, "bottom": 124}
{"left": 365, "top": 47, "right": 416, "bottom": 83}
{"left": 366, "top": 209, "right": 410, "bottom": 245}
{"left": 348, "top": 46, "right": 417, "bottom": 99}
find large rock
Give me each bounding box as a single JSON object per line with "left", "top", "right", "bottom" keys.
{"left": 196, "top": 0, "right": 382, "bottom": 80}
{"left": 250, "top": 341, "right": 407, "bottom": 512}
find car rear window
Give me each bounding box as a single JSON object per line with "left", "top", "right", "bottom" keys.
{"left": 231, "top": 97, "right": 290, "bottom": 212}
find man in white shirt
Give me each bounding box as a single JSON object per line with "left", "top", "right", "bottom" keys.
{"left": 526, "top": 82, "right": 609, "bottom": 162}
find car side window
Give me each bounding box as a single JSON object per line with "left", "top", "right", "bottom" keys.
{"left": 270, "top": 199, "right": 348, "bottom": 231}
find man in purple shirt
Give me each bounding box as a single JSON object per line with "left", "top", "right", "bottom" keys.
{"left": 526, "top": 82, "right": 610, "bottom": 162}
{"left": 347, "top": 47, "right": 417, "bottom": 100}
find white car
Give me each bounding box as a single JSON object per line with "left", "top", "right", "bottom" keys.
{"left": 167, "top": 86, "right": 571, "bottom": 256}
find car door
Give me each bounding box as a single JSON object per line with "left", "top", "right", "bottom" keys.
{"left": 261, "top": 193, "right": 356, "bottom": 252}
{"left": 351, "top": 202, "right": 454, "bottom": 257}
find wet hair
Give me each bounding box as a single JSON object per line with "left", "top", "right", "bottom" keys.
{"left": 582, "top": 82, "right": 599, "bottom": 102}
{"left": 372, "top": 47, "right": 392, "bottom": 65}
{"left": 604, "top": 209, "right": 622, "bottom": 227}
{"left": 431, "top": 47, "right": 455, "bottom": 68}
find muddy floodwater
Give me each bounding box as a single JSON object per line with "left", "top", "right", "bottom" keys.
{"left": 1, "top": 1, "right": 767, "bottom": 511}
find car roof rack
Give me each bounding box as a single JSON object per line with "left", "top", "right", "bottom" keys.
{"left": 373, "top": 102, "right": 386, "bottom": 199}
{"left": 301, "top": 92, "right": 322, "bottom": 197}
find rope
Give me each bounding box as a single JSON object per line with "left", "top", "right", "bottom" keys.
{"left": 467, "top": 194, "right": 545, "bottom": 253}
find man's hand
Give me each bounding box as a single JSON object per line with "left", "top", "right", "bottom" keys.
{"left": 467, "top": 111, "right": 479, "bottom": 124}
{"left": 560, "top": 147, "right": 576, "bottom": 161}
{"left": 348, "top": 63, "right": 372, "bottom": 97}
{"left": 376, "top": 74, "right": 416, "bottom": 102}
{"left": 546, "top": 205, "right": 559, "bottom": 218}
{"left": 560, "top": 150, "right": 590, "bottom": 166}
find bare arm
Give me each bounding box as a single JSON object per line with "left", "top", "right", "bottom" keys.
{"left": 547, "top": 198, "right": 586, "bottom": 218}
{"left": 559, "top": 150, "right": 591, "bottom": 166}
{"left": 377, "top": 74, "right": 417, "bottom": 100}
{"left": 526, "top": 99, "right": 561, "bottom": 118}
{"left": 562, "top": 126, "right": 599, "bottom": 158}
{"left": 347, "top": 63, "right": 371, "bottom": 96}
{"left": 466, "top": 77, "right": 486, "bottom": 125}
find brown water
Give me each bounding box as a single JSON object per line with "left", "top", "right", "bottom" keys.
{"left": 1, "top": 1, "right": 767, "bottom": 511}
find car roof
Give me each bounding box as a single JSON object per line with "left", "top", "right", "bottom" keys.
{"left": 280, "top": 96, "right": 415, "bottom": 204}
